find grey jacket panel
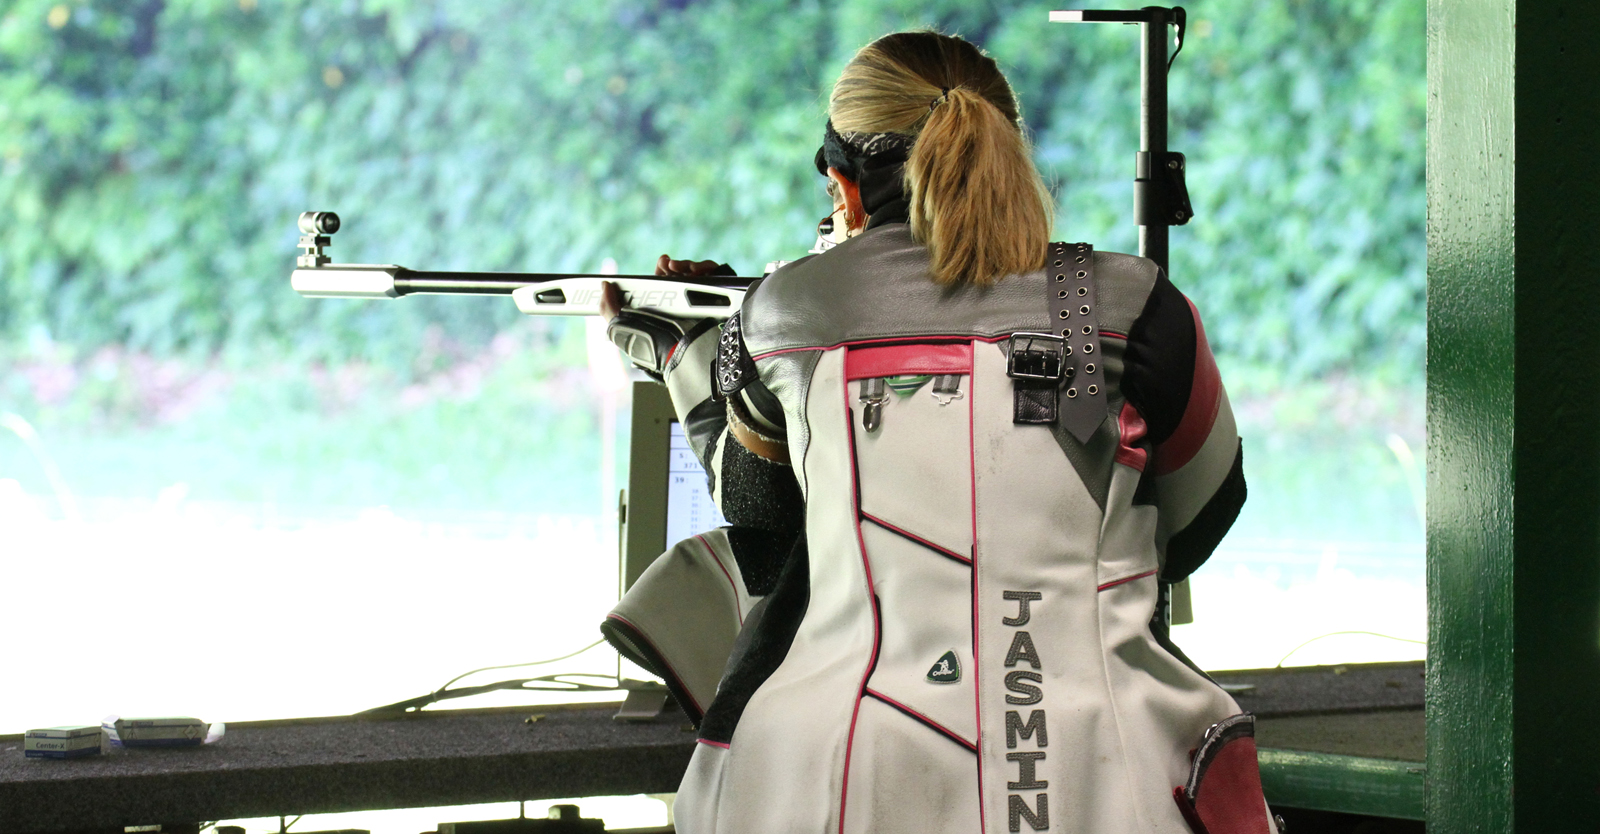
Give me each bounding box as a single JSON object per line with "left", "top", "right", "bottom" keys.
{"left": 741, "top": 225, "right": 1161, "bottom": 357}
{"left": 753, "top": 348, "right": 821, "bottom": 496}
{"left": 1093, "top": 249, "right": 1164, "bottom": 333}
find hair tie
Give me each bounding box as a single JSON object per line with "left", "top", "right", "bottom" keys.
{"left": 930, "top": 87, "right": 951, "bottom": 111}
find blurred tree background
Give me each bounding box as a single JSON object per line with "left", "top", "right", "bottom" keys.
{"left": 0, "top": 0, "right": 1424, "bottom": 528}
{"left": 0, "top": 0, "right": 1422, "bottom": 372}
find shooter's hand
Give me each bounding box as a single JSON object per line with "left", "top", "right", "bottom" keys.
{"left": 600, "top": 280, "right": 625, "bottom": 322}
{"left": 656, "top": 255, "right": 725, "bottom": 277}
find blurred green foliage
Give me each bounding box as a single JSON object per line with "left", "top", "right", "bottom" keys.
{"left": 0, "top": 0, "right": 1422, "bottom": 381}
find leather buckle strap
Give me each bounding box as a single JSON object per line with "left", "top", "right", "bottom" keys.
{"left": 1006, "top": 333, "right": 1071, "bottom": 382}
{"left": 1010, "top": 242, "right": 1108, "bottom": 442}
{"left": 1008, "top": 332, "right": 1070, "bottom": 424}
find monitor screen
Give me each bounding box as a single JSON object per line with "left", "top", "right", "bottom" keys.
{"left": 665, "top": 420, "right": 728, "bottom": 545}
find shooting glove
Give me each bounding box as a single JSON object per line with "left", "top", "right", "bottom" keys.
{"left": 607, "top": 309, "right": 696, "bottom": 381}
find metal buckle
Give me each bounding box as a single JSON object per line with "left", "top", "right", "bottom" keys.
{"left": 1006, "top": 333, "right": 1069, "bottom": 382}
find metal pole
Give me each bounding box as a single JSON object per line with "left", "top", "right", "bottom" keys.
{"left": 1052, "top": 8, "right": 1187, "bottom": 276}
{"left": 1138, "top": 8, "right": 1170, "bottom": 274}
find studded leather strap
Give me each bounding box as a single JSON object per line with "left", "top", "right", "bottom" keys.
{"left": 1050, "top": 242, "right": 1108, "bottom": 443}
{"left": 715, "top": 311, "right": 758, "bottom": 400}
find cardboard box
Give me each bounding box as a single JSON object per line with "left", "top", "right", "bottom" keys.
{"left": 24, "top": 726, "right": 103, "bottom": 759}
{"left": 112, "top": 717, "right": 209, "bottom": 748}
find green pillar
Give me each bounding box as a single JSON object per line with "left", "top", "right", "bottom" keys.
{"left": 1427, "top": 0, "right": 1600, "bottom": 829}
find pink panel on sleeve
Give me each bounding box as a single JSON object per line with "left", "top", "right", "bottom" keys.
{"left": 1116, "top": 402, "right": 1150, "bottom": 471}
{"left": 1152, "top": 300, "right": 1222, "bottom": 477}
{"left": 844, "top": 342, "right": 973, "bottom": 380}
{"left": 1173, "top": 735, "right": 1273, "bottom": 834}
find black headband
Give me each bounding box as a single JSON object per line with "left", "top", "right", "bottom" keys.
{"left": 815, "top": 121, "right": 914, "bottom": 179}
{"left": 815, "top": 120, "right": 915, "bottom": 216}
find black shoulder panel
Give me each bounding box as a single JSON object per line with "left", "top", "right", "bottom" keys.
{"left": 1122, "top": 271, "right": 1197, "bottom": 447}
{"left": 698, "top": 532, "right": 809, "bottom": 745}
{"left": 1162, "top": 440, "right": 1247, "bottom": 582}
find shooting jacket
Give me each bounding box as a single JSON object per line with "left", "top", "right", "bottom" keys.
{"left": 606, "top": 223, "right": 1272, "bottom": 834}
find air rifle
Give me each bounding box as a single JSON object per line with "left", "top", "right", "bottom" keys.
{"left": 288, "top": 210, "right": 759, "bottom": 320}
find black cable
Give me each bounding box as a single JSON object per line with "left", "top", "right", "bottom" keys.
{"left": 434, "top": 639, "right": 605, "bottom": 692}
{"left": 358, "top": 640, "right": 617, "bottom": 715}
{"left": 359, "top": 673, "right": 623, "bottom": 715}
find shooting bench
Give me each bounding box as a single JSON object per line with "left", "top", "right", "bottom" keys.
{"left": 0, "top": 662, "right": 1422, "bottom": 833}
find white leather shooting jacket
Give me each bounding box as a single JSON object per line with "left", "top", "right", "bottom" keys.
{"left": 612, "top": 223, "right": 1273, "bottom": 834}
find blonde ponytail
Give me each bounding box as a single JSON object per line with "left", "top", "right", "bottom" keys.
{"left": 830, "top": 33, "right": 1052, "bottom": 286}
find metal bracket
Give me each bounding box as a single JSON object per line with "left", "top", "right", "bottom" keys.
{"left": 297, "top": 234, "right": 331, "bottom": 268}
{"left": 1136, "top": 151, "right": 1194, "bottom": 226}
{"left": 1050, "top": 6, "right": 1187, "bottom": 68}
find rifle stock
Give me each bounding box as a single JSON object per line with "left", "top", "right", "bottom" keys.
{"left": 290, "top": 265, "right": 752, "bottom": 319}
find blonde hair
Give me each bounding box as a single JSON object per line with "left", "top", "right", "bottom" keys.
{"left": 829, "top": 32, "right": 1052, "bottom": 286}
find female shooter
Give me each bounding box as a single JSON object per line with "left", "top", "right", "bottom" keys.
{"left": 603, "top": 31, "right": 1270, "bottom": 834}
